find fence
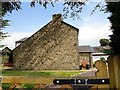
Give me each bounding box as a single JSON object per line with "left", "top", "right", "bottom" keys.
{"left": 54, "top": 60, "right": 110, "bottom": 90}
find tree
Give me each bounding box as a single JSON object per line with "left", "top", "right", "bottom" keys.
{"left": 1, "top": 1, "right": 21, "bottom": 27}
{"left": 106, "top": 2, "right": 120, "bottom": 54}
{"left": 99, "top": 38, "right": 110, "bottom": 46}
{"left": 99, "top": 38, "right": 111, "bottom": 54}
{"left": 0, "top": 1, "right": 21, "bottom": 41}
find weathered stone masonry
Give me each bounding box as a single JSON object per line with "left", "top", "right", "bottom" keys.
{"left": 13, "top": 14, "right": 79, "bottom": 70}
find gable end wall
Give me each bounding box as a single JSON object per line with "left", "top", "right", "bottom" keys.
{"left": 13, "top": 21, "right": 79, "bottom": 70}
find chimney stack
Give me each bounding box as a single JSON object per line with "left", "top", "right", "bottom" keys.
{"left": 52, "top": 14, "right": 62, "bottom": 22}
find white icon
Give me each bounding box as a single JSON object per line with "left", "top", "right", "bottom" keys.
{"left": 56, "top": 80, "right": 59, "bottom": 83}
{"left": 78, "top": 80, "right": 81, "bottom": 83}
{"left": 102, "top": 80, "right": 105, "bottom": 83}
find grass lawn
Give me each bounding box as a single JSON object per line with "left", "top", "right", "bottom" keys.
{"left": 2, "top": 70, "right": 85, "bottom": 88}
{"left": 2, "top": 70, "right": 84, "bottom": 77}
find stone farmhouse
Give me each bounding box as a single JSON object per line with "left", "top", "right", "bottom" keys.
{"left": 79, "top": 45, "right": 93, "bottom": 67}
{"left": 13, "top": 14, "right": 80, "bottom": 70}
{"left": 2, "top": 14, "right": 94, "bottom": 70}
{"left": 2, "top": 47, "right": 12, "bottom": 63}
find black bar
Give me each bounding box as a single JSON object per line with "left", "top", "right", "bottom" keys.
{"left": 87, "top": 79, "right": 110, "bottom": 84}
{"left": 76, "top": 79, "right": 85, "bottom": 84}
{"left": 53, "top": 78, "right": 110, "bottom": 85}
{"left": 53, "top": 79, "right": 75, "bottom": 85}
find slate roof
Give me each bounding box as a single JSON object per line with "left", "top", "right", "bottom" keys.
{"left": 79, "top": 45, "right": 93, "bottom": 53}
{"left": 91, "top": 46, "right": 110, "bottom": 53}
{"left": 15, "top": 37, "right": 28, "bottom": 43}
{"left": 2, "top": 47, "right": 12, "bottom": 54}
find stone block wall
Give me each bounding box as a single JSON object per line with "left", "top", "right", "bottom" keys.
{"left": 13, "top": 14, "right": 79, "bottom": 70}
{"left": 79, "top": 53, "right": 92, "bottom": 66}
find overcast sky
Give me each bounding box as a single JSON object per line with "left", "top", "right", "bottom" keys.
{"left": 1, "top": 1, "right": 112, "bottom": 50}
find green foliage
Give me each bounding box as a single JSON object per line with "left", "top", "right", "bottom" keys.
{"left": 1, "top": 20, "right": 10, "bottom": 28}
{"left": 0, "top": 1, "right": 21, "bottom": 40}
{"left": 62, "top": 2, "right": 85, "bottom": 19}
{"left": 100, "top": 57, "right": 105, "bottom": 60}
{"left": 30, "top": 0, "right": 86, "bottom": 19}
{"left": 2, "top": 83, "right": 11, "bottom": 89}
{"left": 0, "top": 30, "right": 8, "bottom": 41}
{"left": 1, "top": 1, "right": 21, "bottom": 28}
{"left": 0, "top": 45, "right": 5, "bottom": 48}
{"left": 2, "top": 70, "right": 82, "bottom": 77}
{"left": 2, "top": 83, "right": 35, "bottom": 89}
{"left": 102, "top": 48, "right": 111, "bottom": 54}
{"left": 2, "top": 1, "right": 21, "bottom": 17}
{"left": 99, "top": 38, "right": 110, "bottom": 46}
{"left": 22, "top": 84, "right": 35, "bottom": 89}
{"left": 106, "top": 2, "right": 120, "bottom": 54}
{"left": 30, "top": 0, "right": 56, "bottom": 8}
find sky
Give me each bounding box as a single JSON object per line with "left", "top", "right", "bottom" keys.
{"left": 0, "top": 1, "right": 112, "bottom": 50}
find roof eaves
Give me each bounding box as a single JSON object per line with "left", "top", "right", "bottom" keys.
{"left": 2, "top": 47, "right": 11, "bottom": 51}
{"left": 15, "top": 37, "right": 28, "bottom": 43}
